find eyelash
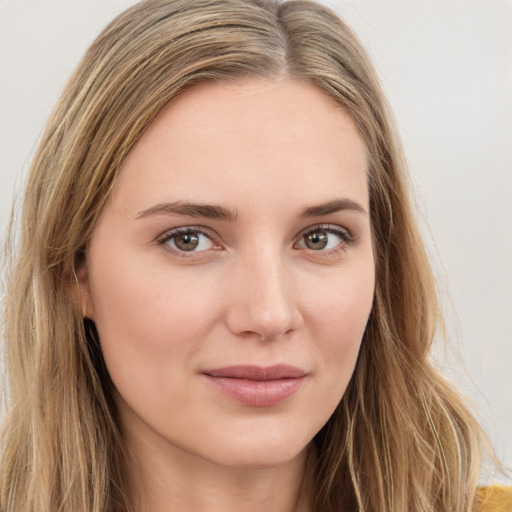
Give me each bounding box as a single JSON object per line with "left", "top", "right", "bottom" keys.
{"left": 156, "top": 224, "right": 355, "bottom": 258}
{"left": 296, "top": 225, "right": 355, "bottom": 256}
{"left": 157, "top": 227, "right": 218, "bottom": 258}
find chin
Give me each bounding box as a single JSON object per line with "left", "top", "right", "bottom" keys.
{"left": 209, "top": 447, "right": 307, "bottom": 471}
{"left": 194, "top": 427, "right": 313, "bottom": 470}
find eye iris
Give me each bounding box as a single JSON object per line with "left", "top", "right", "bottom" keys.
{"left": 305, "top": 230, "right": 328, "bottom": 250}
{"left": 174, "top": 233, "right": 199, "bottom": 251}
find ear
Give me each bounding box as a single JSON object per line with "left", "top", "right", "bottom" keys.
{"left": 69, "top": 258, "right": 95, "bottom": 321}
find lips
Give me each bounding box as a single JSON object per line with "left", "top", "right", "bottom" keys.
{"left": 201, "top": 365, "right": 307, "bottom": 407}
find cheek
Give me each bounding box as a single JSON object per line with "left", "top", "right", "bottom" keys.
{"left": 302, "top": 259, "right": 374, "bottom": 390}
{"left": 86, "top": 245, "right": 222, "bottom": 385}
{"left": 304, "top": 258, "right": 375, "bottom": 342}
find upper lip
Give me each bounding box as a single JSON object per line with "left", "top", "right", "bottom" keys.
{"left": 202, "top": 365, "right": 307, "bottom": 381}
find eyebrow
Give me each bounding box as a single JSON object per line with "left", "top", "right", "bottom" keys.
{"left": 135, "top": 198, "right": 367, "bottom": 222}
{"left": 299, "top": 198, "right": 367, "bottom": 218}
{"left": 135, "top": 201, "right": 238, "bottom": 221}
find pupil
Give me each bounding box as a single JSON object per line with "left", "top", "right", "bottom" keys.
{"left": 306, "top": 231, "right": 328, "bottom": 250}
{"left": 176, "top": 233, "right": 199, "bottom": 251}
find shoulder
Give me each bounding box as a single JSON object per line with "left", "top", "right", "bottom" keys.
{"left": 475, "top": 485, "right": 512, "bottom": 512}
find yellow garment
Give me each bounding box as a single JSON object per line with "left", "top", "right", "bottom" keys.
{"left": 476, "top": 485, "right": 512, "bottom": 512}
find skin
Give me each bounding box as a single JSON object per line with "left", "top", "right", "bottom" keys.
{"left": 78, "top": 78, "right": 375, "bottom": 512}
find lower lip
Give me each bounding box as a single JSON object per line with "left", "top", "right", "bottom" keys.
{"left": 202, "top": 375, "right": 305, "bottom": 407}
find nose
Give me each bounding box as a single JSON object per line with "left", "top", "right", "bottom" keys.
{"left": 224, "top": 248, "right": 303, "bottom": 342}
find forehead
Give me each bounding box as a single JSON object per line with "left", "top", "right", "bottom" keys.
{"left": 111, "top": 78, "right": 369, "bottom": 216}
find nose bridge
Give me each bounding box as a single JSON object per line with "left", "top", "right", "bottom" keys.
{"left": 225, "top": 243, "right": 301, "bottom": 340}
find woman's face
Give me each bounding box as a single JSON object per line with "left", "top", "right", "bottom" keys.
{"left": 80, "top": 78, "right": 375, "bottom": 469}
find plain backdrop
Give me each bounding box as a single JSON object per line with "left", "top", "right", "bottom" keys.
{"left": 1, "top": 0, "right": 511, "bottom": 477}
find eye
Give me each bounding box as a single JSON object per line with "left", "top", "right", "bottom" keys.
{"left": 296, "top": 225, "right": 353, "bottom": 252}
{"left": 158, "top": 227, "right": 216, "bottom": 254}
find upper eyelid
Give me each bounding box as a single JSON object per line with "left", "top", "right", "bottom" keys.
{"left": 295, "top": 223, "right": 353, "bottom": 241}
{"left": 157, "top": 225, "right": 218, "bottom": 242}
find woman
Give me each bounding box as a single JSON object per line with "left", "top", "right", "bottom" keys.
{"left": 0, "top": 0, "right": 509, "bottom": 511}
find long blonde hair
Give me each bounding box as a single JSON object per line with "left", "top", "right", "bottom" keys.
{"left": 1, "top": 0, "right": 487, "bottom": 510}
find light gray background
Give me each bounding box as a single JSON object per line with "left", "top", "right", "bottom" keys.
{"left": 1, "top": 0, "right": 511, "bottom": 476}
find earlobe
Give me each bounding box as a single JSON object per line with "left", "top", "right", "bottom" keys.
{"left": 70, "top": 261, "right": 94, "bottom": 321}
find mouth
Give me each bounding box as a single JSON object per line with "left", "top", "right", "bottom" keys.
{"left": 201, "top": 365, "right": 307, "bottom": 407}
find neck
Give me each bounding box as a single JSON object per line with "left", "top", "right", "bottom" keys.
{"left": 123, "top": 423, "right": 314, "bottom": 512}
